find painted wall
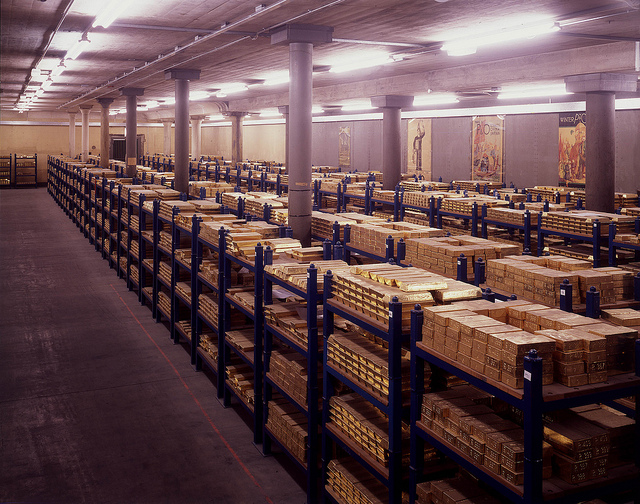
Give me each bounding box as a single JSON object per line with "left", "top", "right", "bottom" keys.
{"left": 244, "top": 123, "right": 285, "bottom": 163}
{"left": 0, "top": 124, "right": 124, "bottom": 183}
{"left": 1, "top": 108, "right": 638, "bottom": 189}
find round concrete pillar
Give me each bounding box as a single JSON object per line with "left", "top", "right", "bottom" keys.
{"left": 586, "top": 92, "right": 615, "bottom": 213}
{"left": 68, "top": 111, "right": 77, "bottom": 158}
{"left": 174, "top": 78, "right": 190, "bottom": 193}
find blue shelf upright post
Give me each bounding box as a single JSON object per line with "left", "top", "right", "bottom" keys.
{"left": 409, "top": 305, "right": 425, "bottom": 504}
{"left": 523, "top": 350, "right": 544, "bottom": 504}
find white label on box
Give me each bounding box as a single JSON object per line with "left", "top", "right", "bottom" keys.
{"left": 524, "top": 370, "right": 532, "bottom": 381}
{"left": 560, "top": 289, "right": 565, "bottom": 296}
{"left": 389, "top": 310, "right": 393, "bottom": 318}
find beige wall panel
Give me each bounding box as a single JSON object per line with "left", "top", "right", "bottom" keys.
{"left": 202, "top": 126, "right": 232, "bottom": 160}
{"left": 243, "top": 124, "right": 285, "bottom": 164}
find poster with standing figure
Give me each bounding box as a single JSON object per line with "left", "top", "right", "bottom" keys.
{"left": 558, "top": 112, "right": 586, "bottom": 186}
{"left": 407, "top": 118, "right": 432, "bottom": 179}
{"left": 338, "top": 126, "right": 351, "bottom": 170}
{"left": 472, "top": 115, "right": 504, "bottom": 183}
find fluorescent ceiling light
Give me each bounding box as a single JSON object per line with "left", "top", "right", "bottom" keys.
{"left": 143, "top": 100, "right": 159, "bottom": 109}
{"left": 312, "top": 106, "right": 324, "bottom": 114}
{"left": 413, "top": 93, "right": 459, "bottom": 106}
{"left": 262, "top": 74, "right": 289, "bottom": 86}
{"left": 215, "top": 84, "right": 249, "bottom": 97}
{"left": 41, "top": 79, "right": 53, "bottom": 90}
{"left": 51, "top": 63, "right": 66, "bottom": 77}
{"left": 441, "top": 21, "right": 559, "bottom": 56}
{"left": 93, "top": 0, "right": 131, "bottom": 28}
{"left": 259, "top": 109, "right": 282, "bottom": 118}
{"left": 329, "top": 55, "right": 395, "bottom": 74}
{"left": 189, "top": 91, "right": 210, "bottom": 101}
{"left": 206, "top": 114, "right": 225, "bottom": 121}
{"left": 66, "top": 35, "right": 91, "bottom": 60}
{"left": 341, "top": 102, "right": 374, "bottom": 112}
{"left": 497, "top": 83, "right": 570, "bottom": 100}
{"left": 160, "top": 97, "right": 176, "bottom": 106}
{"left": 35, "top": 89, "right": 44, "bottom": 97}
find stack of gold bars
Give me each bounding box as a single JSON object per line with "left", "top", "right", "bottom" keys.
{"left": 420, "top": 385, "right": 553, "bottom": 487}
{"left": 452, "top": 180, "right": 503, "bottom": 192}
{"left": 226, "top": 360, "right": 254, "bottom": 409}
{"left": 544, "top": 410, "right": 610, "bottom": 483}
{"left": 404, "top": 235, "right": 520, "bottom": 280}
{"left": 329, "top": 393, "right": 409, "bottom": 467}
{"left": 540, "top": 210, "right": 635, "bottom": 236}
{"left": 266, "top": 399, "right": 308, "bottom": 464}
{"left": 268, "top": 347, "right": 314, "bottom": 407}
{"left": 326, "top": 458, "right": 387, "bottom": 504}
{"left": 416, "top": 475, "right": 501, "bottom": 504}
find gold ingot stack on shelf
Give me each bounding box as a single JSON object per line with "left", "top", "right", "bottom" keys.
{"left": 420, "top": 389, "right": 554, "bottom": 487}
{"left": 486, "top": 254, "right": 634, "bottom": 305}
{"left": 220, "top": 192, "right": 245, "bottom": 209}
{"left": 326, "top": 458, "right": 388, "bottom": 504}
{"left": 264, "top": 260, "right": 350, "bottom": 292}
{"left": 452, "top": 180, "right": 503, "bottom": 192}
{"left": 269, "top": 207, "right": 289, "bottom": 225}
{"left": 327, "top": 328, "right": 430, "bottom": 403}
{"left": 188, "top": 180, "right": 235, "bottom": 198}
{"left": 331, "top": 264, "right": 483, "bottom": 331}
{"left": 158, "top": 200, "right": 196, "bottom": 221}
{"left": 268, "top": 347, "right": 317, "bottom": 408}
{"left": 404, "top": 235, "right": 520, "bottom": 281}
{"left": 540, "top": 210, "right": 636, "bottom": 236}
{"left": 440, "top": 196, "right": 508, "bottom": 217}
{"left": 266, "top": 398, "right": 308, "bottom": 464}
{"left": 402, "top": 191, "right": 451, "bottom": 208}
{"left": 329, "top": 393, "right": 410, "bottom": 466}
{"left": 198, "top": 292, "right": 219, "bottom": 328}
{"left": 226, "top": 361, "right": 255, "bottom": 409}
{"left": 244, "top": 195, "right": 285, "bottom": 218}
{"left": 416, "top": 475, "right": 502, "bottom": 504}
{"left": 400, "top": 180, "right": 450, "bottom": 192}
{"left": 349, "top": 222, "right": 444, "bottom": 259}
{"left": 371, "top": 189, "right": 395, "bottom": 203}
{"left": 484, "top": 207, "right": 537, "bottom": 227}
{"left": 311, "top": 212, "right": 359, "bottom": 242}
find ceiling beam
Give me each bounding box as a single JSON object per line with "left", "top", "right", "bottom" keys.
{"left": 227, "top": 42, "right": 639, "bottom": 110}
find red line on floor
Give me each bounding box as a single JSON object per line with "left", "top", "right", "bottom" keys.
{"left": 110, "top": 284, "right": 274, "bottom": 504}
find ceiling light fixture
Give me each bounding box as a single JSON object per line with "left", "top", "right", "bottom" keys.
{"left": 51, "top": 62, "right": 66, "bottom": 77}
{"left": 93, "top": 0, "right": 132, "bottom": 28}
{"left": 312, "top": 106, "right": 324, "bottom": 114}
{"left": 41, "top": 79, "right": 53, "bottom": 90}
{"left": 206, "top": 114, "right": 225, "bottom": 121}
{"left": 189, "top": 91, "right": 210, "bottom": 101}
{"left": 262, "top": 75, "right": 290, "bottom": 86}
{"left": 497, "top": 83, "right": 570, "bottom": 100}
{"left": 259, "top": 109, "right": 282, "bottom": 118}
{"left": 329, "top": 55, "right": 395, "bottom": 74}
{"left": 35, "top": 89, "right": 44, "bottom": 97}
{"left": 413, "top": 93, "right": 459, "bottom": 106}
{"left": 341, "top": 102, "right": 375, "bottom": 112}
{"left": 66, "top": 34, "right": 91, "bottom": 60}
{"left": 216, "top": 84, "right": 249, "bottom": 97}
{"left": 441, "top": 21, "right": 560, "bottom": 56}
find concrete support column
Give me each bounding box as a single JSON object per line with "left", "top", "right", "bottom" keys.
{"left": 191, "top": 115, "right": 205, "bottom": 161}
{"left": 228, "top": 112, "right": 246, "bottom": 166}
{"left": 371, "top": 95, "right": 414, "bottom": 190}
{"left": 271, "top": 25, "right": 332, "bottom": 246}
{"left": 121, "top": 88, "right": 144, "bottom": 177}
{"left": 165, "top": 69, "right": 200, "bottom": 194}
{"left": 278, "top": 105, "right": 289, "bottom": 170}
{"left": 586, "top": 92, "right": 615, "bottom": 212}
{"left": 79, "top": 105, "right": 92, "bottom": 163}
{"left": 288, "top": 42, "right": 313, "bottom": 245}
{"left": 162, "top": 120, "right": 173, "bottom": 156}
{"left": 97, "top": 98, "right": 114, "bottom": 169}
{"left": 68, "top": 111, "right": 77, "bottom": 158}
{"left": 565, "top": 73, "right": 637, "bottom": 213}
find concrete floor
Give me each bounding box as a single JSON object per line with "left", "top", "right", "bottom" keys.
{"left": 0, "top": 188, "right": 307, "bottom": 504}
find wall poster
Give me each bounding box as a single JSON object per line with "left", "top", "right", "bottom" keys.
{"left": 338, "top": 126, "right": 351, "bottom": 170}
{"left": 407, "top": 118, "right": 432, "bottom": 179}
{"left": 558, "top": 112, "right": 586, "bottom": 186}
{"left": 472, "top": 115, "right": 504, "bottom": 183}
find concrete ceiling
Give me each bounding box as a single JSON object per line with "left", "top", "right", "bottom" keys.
{"left": 1, "top": 0, "right": 639, "bottom": 118}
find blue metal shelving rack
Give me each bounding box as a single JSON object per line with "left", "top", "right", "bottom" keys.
{"left": 262, "top": 261, "right": 321, "bottom": 504}
{"left": 322, "top": 271, "right": 406, "bottom": 504}
{"left": 220, "top": 239, "right": 264, "bottom": 445}
{"left": 608, "top": 220, "right": 640, "bottom": 267}
{"left": 193, "top": 225, "right": 226, "bottom": 389}
{"left": 537, "top": 212, "right": 604, "bottom": 267}
{"left": 481, "top": 206, "right": 538, "bottom": 253}
{"left": 409, "top": 305, "right": 640, "bottom": 504}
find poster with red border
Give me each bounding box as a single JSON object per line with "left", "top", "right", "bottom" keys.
{"left": 471, "top": 115, "right": 504, "bottom": 183}
{"left": 558, "top": 112, "right": 586, "bottom": 187}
